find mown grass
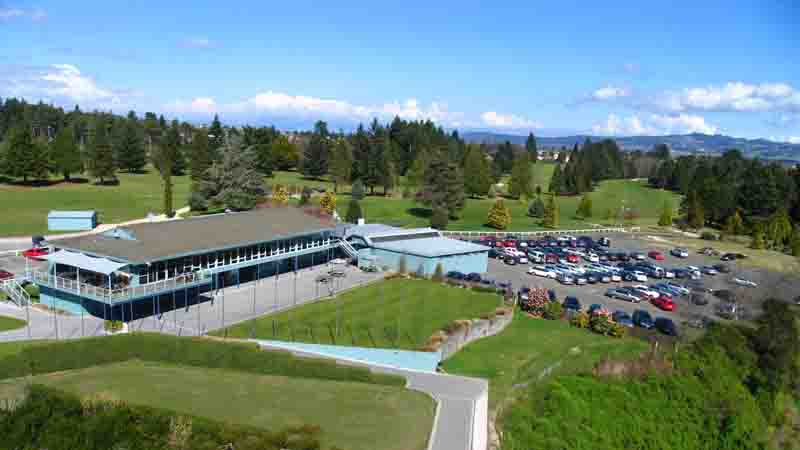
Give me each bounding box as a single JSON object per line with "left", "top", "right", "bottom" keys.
{"left": 0, "top": 167, "right": 191, "bottom": 236}
{"left": 442, "top": 314, "right": 648, "bottom": 411}
{"left": 0, "top": 360, "right": 434, "bottom": 450}
{"left": 216, "top": 278, "right": 503, "bottom": 350}
{"left": 0, "top": 315, "right": 26, "bottom": 332}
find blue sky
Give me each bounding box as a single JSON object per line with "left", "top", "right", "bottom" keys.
{"left": 2, "top": 0, "right": 799, "bottom": 141}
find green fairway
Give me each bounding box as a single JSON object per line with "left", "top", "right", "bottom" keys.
{"left": 442, "top": 314, "right": 647, "bottom": 411}
{"left": 0, "top": 167, "right": 191, "bottom": 236}
{"left": 0, "top": 360, "right": 434, "bottom": 450}
{"left": 340, "top": 179, "right": 680, "bottom": 231}
{"left": 0, "top": 315, "right": 26, "bottom": 332}
{"left": 216, "top": 278, "right": 503, "bottom": 349}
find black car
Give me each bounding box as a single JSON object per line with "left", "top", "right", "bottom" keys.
{"left": 465, "top": 272, "right": 482, "bottom": 282}
{"left": 504, "top": 256, "right": 517, "bottom": 266}
{"left": 655, "top": 317, "right": 679, "bottom": 336}
{"left": 480, "top": 278, "right": 495, "bottom": 287}
{"left": 721, "top": 253, "right": 747, "bottom": 261}
{"left": 673, "top": 269, "right": 690, "bottom": 279}
{"left": 584, "top": 272, "right": 599, "bottom": 284}
{"left": 632, "top": 310, "right": 654, "bottom": 329}
{"left": 598, "top": 237, "right": 611, "bottom": 247}
{"left": 488, "top": 248, "right": 502, "bottom": 258}
{"left": 446, "top": 271, "right": 465, "bottom": 280}
{"left": 563, "top": 296, "right": 582, "bottom": 311}
{"left": 712, "top": 263, "right": 731, "bottom": 273}
{"left": 616, "top": 252, "right": 631, "bottom": 262}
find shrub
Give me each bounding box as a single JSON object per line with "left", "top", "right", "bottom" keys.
{"left": 187, "top": 190, "right": 208, "bottom": 211}
{"left": 299, "top": 186, "right": 312, "bottom": 206}
{"left": 471, "top": 285, "right": 499, "bottom": 294}
{"left": 570, "top": 311, "right": 589, "bottom": 328}
{"left": 701, "top": 231, "right": 718, "bottom": 241}
{"left": 345, "top": 199, "right": 362, "bottom": 223}
{"left": 431, "top": 263, "right": 444, "bottom": 282}
{"left": 104, "top": 320, "right": 124, "bottom": 333}
{"left": 487, "top": 199, "right": 512, "bottom": 230}
{"left": 519, "top": 287, "right": 549, "bottom": 316}
{"left": 319, "top": 191, "right": 336, "bottom": 215}
{"left": 23, "top": 283, "right": 39, "bottom": 298}
{"left": 430, "top": 206, "right": 449, "bottom": 230}
{"left": 351, "top": 179, "right": 365, "bottom": 200}
{"left": 608, "top": 323, "right": 627, "bottom": 338}
{"left": 397, "top": 255, "right": 407, "bottom": 274}
{"left": 542, "top": 301, "right": 563, "bottom": 320}
{"left": 590, "top": 314, "right": 615, "bottom": 336}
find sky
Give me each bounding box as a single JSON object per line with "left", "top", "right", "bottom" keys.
{"left": 1, "top": 0, "right": 799, "bottom": 141}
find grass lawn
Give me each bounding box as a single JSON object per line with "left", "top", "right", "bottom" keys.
{"left": 442, "top": 314, "right": 648, "bottom": 412}
{"left": 340, "top": 179, "right": 680, "bottom": 232}
{"left": 0, "top": 167, "right": 191, "bottom": 236}
{"left": 0, "top": 359, "right": 434, "bottom": 450}
{"left": 216, "top": 278, "right": 503, "bottom": 349}
{"left": 0, "top": 315, "right": 26, "bottom": 332}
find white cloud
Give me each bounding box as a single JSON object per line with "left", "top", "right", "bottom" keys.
{"left": 178, "top": 38, "right": 218, "bottom": 49}
{"left": 654, "top": 82, "right": 799, "bottom": 113}
{"left": 166, "top": 92, "right": 470, "bottom": 127}
{"left": 0, "top": 64, "right": 139, "bottom": 109}
{"left": 0, "top": 6, "right": 46, "bottom": 21}
{"left": 592, "top": 113, "right": 718, "bottom": 136}
{"left": 590, "top": 86, "right": 631, "bottom": 101}
{"left": 480, "top": 111, "right": 541, "bottom": 130}
{"left": 769, "top": 136, "right": 800, "bottom": 144}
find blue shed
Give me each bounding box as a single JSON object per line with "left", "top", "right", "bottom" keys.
{"left": 47, "top": 210, "right": 98, "bottom": 231}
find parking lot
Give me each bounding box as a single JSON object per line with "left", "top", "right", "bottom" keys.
{"left": 482, "top": 233, "right": 800, "bottom": 332}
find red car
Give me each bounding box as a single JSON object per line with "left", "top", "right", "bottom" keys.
{"left": 566, "top": 254, "right": 580, "bottom": 263}
{"left": 22, "top": 247, "right": 50, "bottom": 260}
{"left": 648, "top": 250, "right": 665, "bottom": 261}
{"left": 0, "top": 270, "right": 13, "bottom": 281}
{"left": 651, "top": 295, "right": 675, "bottom": 311}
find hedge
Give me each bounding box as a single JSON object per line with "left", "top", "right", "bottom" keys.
{"left": 0, "top": 333, "right": 403, "bottom": 386}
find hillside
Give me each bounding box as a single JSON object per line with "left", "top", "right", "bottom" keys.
{"left": 462, "top": 132, "right": 800, "bottom": 163}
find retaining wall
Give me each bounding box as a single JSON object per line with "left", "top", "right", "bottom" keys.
{"left": 438, "top": 311, "right": 514, "bottom": 360}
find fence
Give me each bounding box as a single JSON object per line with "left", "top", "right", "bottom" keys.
{"left": 440, "top": 226, "right": 641, "bottom": 239}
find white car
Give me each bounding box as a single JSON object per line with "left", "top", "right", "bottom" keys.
{"left": 628, "top": 271, "right": 648, "bottom": 282}
{"left": 528, "top": 265, "right": 556, "bottom": 278}
{"left": 671, "top": 248, "right": 689, "bottom": 258}
{"left": 632, "top": 284, "right": 660, "bottom": 299}
{"left": 663, "top": 269, "right": 675, "bottom": 279}
{"left": 563, "top": 262, "right": 586, "bottom": 274}
{"left": 686, "top": 266, "right": 702, "bottom": 278}
{"left": 584, "top": 253, "right": 600, "bottom": 263}
{"left": 732, "top": 277, "right": 757, "bottom": 288}
{"left": 665, "top": 281, "right": 690, "bottom": 295}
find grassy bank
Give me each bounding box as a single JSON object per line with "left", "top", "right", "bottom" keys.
{"left": 0, "top": 360, "right": 434, "bottom": 450}
{"left": 216, "top": 278, "right": 504, "bottom": 350}
{"left": 0, "top": 315, "right": 26, "bottom": 332}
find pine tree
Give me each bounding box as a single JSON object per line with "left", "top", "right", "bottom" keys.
{"left": 253, "top": 142, "right": 273, "bottom": 177}
{"left": 724, "top": 210, "right": 744, "bottom": 236}
{"left": 152, "top": 121, "right": 182, "bottom": 216}
{"left": 200, "top": 147, "right": 266, "bottom": 211}
{"left": 496, "top": 141, "right": 515, "bottom": 174}
{"left": 509, "top": 153, "right": 533, "bottom": 199}
{"left": 345, "top": 199, "right": 362, "bottom": 223}
{"left": 405, "top": 150, "right": 429, "bottom": 192}
{"left": 351, "top": 178, "right": 366, "bottom": 200}
{"left": 270, "top": 135, "right": 298, "bottom": 170}
{"left": 658, "top": 201, "right": 674, "bottom": 227}
{"left": 431, "top": 205, "right": 449, "bottom": 230}
{"left": 528, "top": 196, "right": 546, "bottom": 218}
{"left": 576, "top": 194, "right": 593, "bottom": 219}
{"left": 208, "top": 114, "right": 224, "bottom": 160}
{"left": 487, "top": 199, "right": 512, "bottom": 230}
{"left": 303, "top": 121, "right": 330, "bottom": 179}
{"left": 543, "top": 193, "right": 560, "bottom": 228}
{"left": 115, "top": 112, "right": 146, "bottom": 173}
{"left": 549, "top": 164, "right": 564, "bottom": 194}
{"left": 330, "top": 138, "right": 353, "bottom": 193}
{"left": 463, "top": 145, "right": 491, "bottom": 198}
{"left": 751, "top": 224, "right": 766, "bottom": 250}
{"left": 790, "top": 231, "right": 800, "bottom": 257}
{"left": 87, "top": 116, "right": 116, "bottom": 184}
{"left": 525, "top": 132, "right": 538, "bottom": 162}
{"left": 50, "top": 125, "right": 82, "bottom": 181}
{"left": 767, "top": 208, "right": 793, "bottom": 249}
{"left": 3, "top": 126, "right": 40, "bottom": 182}
{"left": 189, "top": 127, "right": 213, "bottom": 184}
{"left": 686, "top": 190, "right": 705, "bottom": 229}
{"left": 444, "top": 162, "right": 465, "bottom": 219}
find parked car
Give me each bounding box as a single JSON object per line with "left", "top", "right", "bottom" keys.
{"left": 632, "top": 252, "right": 646, "bottom": 261}
{"left": 648, "top": 250, "right": 665, "bottom": 261}
{"left": 0, "top": 270, "right": 14, "bottom": 281}
{"left": 701, "top": 266, "right": 718, "bottom": 275}
{"left": 563, "top": 296, "right": 582, "bottom": 311}
{"left": 598, "top": 237, "right": 611, "bottom": 247}
{"left": 480, "top": 278, "right": 495, "bottom": 287}
{"left": 584, "top": 272, "right": 599, "bottom": 284}
{"left": 664, "top": 281, "right": 690, "bottom": 295}
{"left": 690, "top": 291, "right": 710, "bottom": 305}
{"left": 712, "top": 263, "right": 731, "bottom": 274}
{"left": 504, "top": 256, "right": 517, "bottom": 266}
{"left": 631, "top": 284, "right": 660, "bottom": 299}
{"left": 465, "top": 273, "right": 482, "bottom": 282}
{"left": 606, "top": 288, "right": 641, "bottom": 303}
{"left": 612, "top": 311, "right": 634, "bottom": 328}
{"left": 584, "top": 253, "right": 600, "bottom": 263}
{"left": 622, "top": 270, "right": 648, "bottom": 282}
{"left": 732, "top": 277, "right": 757, "bottom": 287}
{"left": 670, "top": 248, "right": 689, "bottom": 258}
{"left": 673, "top": 268, "right": 690, "bottom": 279}
{"left": 22, "top": 247, "right": 50, "bottom": 260}
{"left": 651, "top": 295, "right": 675, "bottom": 311}
{"left": 632, "top": 310, "right": 655, "bottom": 329}
{"left": 488, "top": 248, "right": 502, "bottom": 259}
{"left": 655, "top": 317, "right": 679, "bottom": 336}
{"left": 721, "top": 252, "right": 747, "bottom": 261}
{"left": 686, "top": 266, "right": 702, "bottom": 278}
{"left": 556, "top": 272, "right": 574, "bottom": 284}
{"left": 547, "top": 289, "right": 557, "bottom": 302}
{"left": 653, "top": 283, "right": 682, "bottom": 297}
{"left": 446, "top": 271, "right": 465, "bottom": 280}
{"left": 528, "top": 265, "right": 556, "bottom": 278}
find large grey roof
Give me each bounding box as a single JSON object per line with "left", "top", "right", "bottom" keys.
{"left": 372, "top": 236, "right": 490, "bottom": 258}
{"left": 50, "top": 207, "right": 336, "bottom": 264}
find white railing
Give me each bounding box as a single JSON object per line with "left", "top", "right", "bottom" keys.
{"left": 0, "top": 279, "right": 30, "bottom": 307}
{"left": 30, "top": 270, "right": 212, "bottom": 304}
{"left": 338, "top": 239, "right": 359, "bottom": 259}
{"left": 440, "top": 227, "right": 640, "bottom": 238}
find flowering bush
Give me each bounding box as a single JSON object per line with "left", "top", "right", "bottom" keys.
{"left": 590, "top": 314, "right": 615, "bottom": 336}
{"left": 542, "top": 301, "right": 563, "bottom": 320}
{"left": 571, "top": 311, "right": 590, "bottom": 328}
{"left": 519, "top": 287, "right": 549, "bottom": 316}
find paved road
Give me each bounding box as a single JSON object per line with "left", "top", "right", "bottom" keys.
{"left": 255, "top": 340, "right": 488, "bottom": 450}
{"left": 0, "top": 301, "right": 105, "bottom": 341}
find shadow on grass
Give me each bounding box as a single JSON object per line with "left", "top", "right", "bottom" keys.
{"left": 407, "top": 207, "right": 432, "bottom": 219}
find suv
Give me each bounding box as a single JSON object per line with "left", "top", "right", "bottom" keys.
{"left": 632, "top": 310, "right": 654, "bottom": 329}
{"left": 670, "top": 248, "right": 689, "bottom": 258}
{"left": 655, "top": 317, "right": 679, "bottom": 336}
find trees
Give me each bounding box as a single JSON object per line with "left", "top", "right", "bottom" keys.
{"left": 528, "top": 196, "right": 545, "bottom": 218}
{"left": 767, "top": 209, "right": 793, "bottom": 249}
{"left": 724, "top": 210, "right": 745, "bottom": 236}
{"left": 405, "top": 150, "right": 429, "bottom": 193}
{"left": 543, "top": 193, "right": 560, "bottom": 228}
{"left": 750, "top": 224, "right": 766, "bottom": 250}
{"left": 525, "top": 132, "right": 538, "bottom": 162}
{"left": 115, "top": 112, "right": 146, "bottom": 173}
{"left": 200, "top": 146, "right": 266, "bottom": 211}
{"left": 86, "top": 116, "right": 116, "bottom": 184}
{"left": 351, "top": 178, "right": 365, "bottom": 200}
{"left": 252, "top": 142, "right": 273, "bottom": 177}
{"left": 3, "top": 125, "right": 48, "bottom": 182}
{"left": 329, "top": 138, "right": 353, "bottom": 193}
{"left": 495, "top": 140, "right": 515, "bottom": 174}
{"left": 658, "top": 201, "right": 674, "bottom": 227}
{"left": 151, "top": 121, "right": 182, "bottom": 216}
{"left": 508, "top": 153, "right": 533, "bottom": 199}
{"left": 419, "top": 151, "right": 464, "bottom": 225}
{"left": 463, "top": 145, "right": 491, "bottom": 198}
{"left": 50, "top": 125, "right": 82, "bottom": 181}
{"left": 444, "top": 162, "right": 465, "bottom": 219}
{"left": 431, "top": 205, "right": 449, "bottom": 230}
{"left": 270, "top": 135, "right": 298, "bottom": 170}
{"left": 345, "top": 199, "right": 362, "bottom": 223}
{"left": 189, "top": 127, "right": 213, "bottom": 185}
{"left": 576, "top": 194, "right": 593, "bottom": 219}
{"left": 549, "top": 164, "right": 565, "bottom": 194}
{"left": 319, "top": 191, "right": 336, "bottom": 215}
{"left": 487, "top": 199, "right": 512, "bottom": 230}
{"left": 208, "top": 114, "right": 224, "bottom": 160}
{"left": 685, "top": 190, "right": 705, "bottom": 229}
{"left": 302, "top": 121, "right": 330, "bottom": 179}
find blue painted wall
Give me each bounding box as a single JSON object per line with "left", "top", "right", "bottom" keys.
{"left": 359, "top": 248, "right": 488, "bottom": 276}
{"left": 48, "top": 213, "right": 97, "bottom": 231}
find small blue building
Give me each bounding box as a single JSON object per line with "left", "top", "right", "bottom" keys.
{"left": 48, "top": 210, "right": 98, "bottom": 231}
{"left": 344, "top": 224, "right": 489, "bottom": 276}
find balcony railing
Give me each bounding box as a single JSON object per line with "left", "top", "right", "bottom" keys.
{"left": 30, "top": 270, "right": 212, "bottom": 304}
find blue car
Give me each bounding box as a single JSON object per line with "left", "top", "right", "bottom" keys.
{"left": 563, "top": 296, "right": 582, "bottom": 311}
{"left": 612, "top": 311, "right": 634, "bottom": 328}
{"left": 632, "top": 310, "right": 654, "bottom": 329}
{"left": 446, "top": 271, "right": 465, "bottom": 280}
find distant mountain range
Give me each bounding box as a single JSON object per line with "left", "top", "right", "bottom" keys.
{"left": 462, "top": 132, "right": 800, "bottom": 164}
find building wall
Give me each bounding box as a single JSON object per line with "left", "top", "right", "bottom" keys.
{"left": 360, "top": 248, "right": 488, "bottom": 275}
{"left": 48, "top": 216, "right": 95, "bottom": 231}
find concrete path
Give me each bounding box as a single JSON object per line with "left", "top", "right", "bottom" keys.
{"left": 255, "top": 340, "right": 488, "bottom": 450}
{"left": 0, "top": 301, "right": 105, "bottom": 342}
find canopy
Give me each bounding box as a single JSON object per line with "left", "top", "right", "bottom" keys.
{"left": 44, "top": 250, "right": 128, "bottom": 275}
